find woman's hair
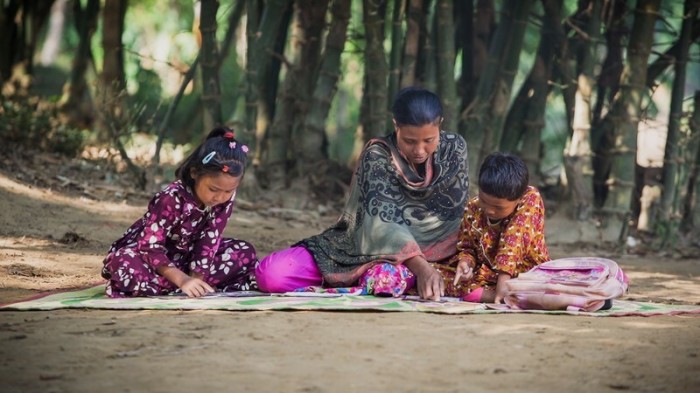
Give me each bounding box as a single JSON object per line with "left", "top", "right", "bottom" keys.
{"left": 175, "top": 126, "right": 249, "bottom": 188}
{"left": 391, "top": 87, "right": 443, "bottom": 127}
{"left": 478, "top": 152, "right": 529, "bottom": 201}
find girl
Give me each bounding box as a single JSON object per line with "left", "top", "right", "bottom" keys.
{"left": 101, "top": 127, "right": 258, "bottom": 297}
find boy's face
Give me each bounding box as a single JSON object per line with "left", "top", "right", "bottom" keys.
{"left": 478, "top": 191, "right": 519, "bottom": 222}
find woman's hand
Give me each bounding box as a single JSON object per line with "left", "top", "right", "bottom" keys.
{"left": 452, "top": 259, "right": 474, "bottom": 286}
{"left": 180, "top": 276, "right": 215, "bottom": 298}
{"left": 493, "top": 273, "right": 512, "bottom": 304}
{"left": 405, "top": 256, "right": 444, "bottom": 301}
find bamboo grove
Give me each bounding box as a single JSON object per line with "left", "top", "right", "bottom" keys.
{"left": 1, "top": 0, "right": 700, "bottom": 246}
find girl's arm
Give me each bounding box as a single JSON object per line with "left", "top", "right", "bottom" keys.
{"left": 135, "top": 190, "right": 183, "bottom": 270}
{"left": 157, "top": 266, "right": 214, "bottom": 297}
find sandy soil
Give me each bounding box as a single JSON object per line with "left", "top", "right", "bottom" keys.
{"left": 1, "top": 167, "right": 699, "bottom": 393}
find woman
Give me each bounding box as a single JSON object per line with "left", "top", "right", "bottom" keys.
{"left": 255, "top": 87, "right": 469, "bottom": 300}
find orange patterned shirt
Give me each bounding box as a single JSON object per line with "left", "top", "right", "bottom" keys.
{"left": 456, "top": 186, "right": 550, "bottom": 289}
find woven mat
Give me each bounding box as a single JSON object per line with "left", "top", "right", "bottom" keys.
{"left": 2, "top": 285, "right": 700, "bottom": 316}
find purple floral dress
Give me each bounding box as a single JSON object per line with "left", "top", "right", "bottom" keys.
{"left": 101, "top": 180, "right": 258, "bottom": 297}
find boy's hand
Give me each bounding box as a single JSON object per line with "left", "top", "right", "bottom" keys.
{"left": 180, "top": 276, "right": 215, "bottom": 298}
{"left": 453, "top": 259, "right": 474, "bottom": 286}
{"left": 494, "top": 273, "right": 512, "bottom": 304}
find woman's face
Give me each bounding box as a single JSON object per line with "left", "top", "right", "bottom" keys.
{"left": 191, "top": 171, "right": 241, "bottom": 208}
{"left": 394, "top": 120, "right": 440, "bottom": 166}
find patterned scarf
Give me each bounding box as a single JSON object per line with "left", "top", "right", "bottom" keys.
{"left": 299, "top": 131, "right": 470, "bottom": 286}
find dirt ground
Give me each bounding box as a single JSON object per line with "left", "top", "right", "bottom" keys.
{"left": 1, "top": 156, "right": 700, "bottom": 393}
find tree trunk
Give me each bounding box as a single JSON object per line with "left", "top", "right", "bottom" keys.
{"left": 262, "top": 0, "right": 329, "bottom": 189}
{"left": 455, "top": 0, "right": 474, "bottom": 120}
{"left": 388, "top": 0, "right": 405, "bottom": 107}
{"left": 40, "top": 0, "right": 67, "bottom": 66}
{"left": 681, "top": 91, "right": 700, "bottom": 232}
{"left": 200, "top": 0, "right": 223, "bottom": 131}
{"left": 421, "top": 2, "right": 437, "bottom": 92}
{"left": 244, "top": 0, "right": 260, "bottom": 145}
{"left": 414, "top": 0, "right": 434, "bottom": 89}
{"left": 0, "top": 2, "right": 19, "bottom": 84}
{"left": 563, "top": 0, "right": 601, "bottom": 220}
{"left": 246, "top": 0, "right": 292, "bottom": 165}
{"left": 361, "top": 0, "right": 388, "bottom": 139}
{"left": 599, "top": 0, "right": 661, "bottom": 245}
{"left": 592, "top": 0, "right": 625, "bottom": 126}
{"left": 646, "top": 17, "right": 700, "bottom": 89}
{"left": 216, "top": 0, "right": 246, "bottom": 70}
{"left": 62, "top": 0, "right": 100, "bottom": 127}
{"left": 102, "top": 0, "right": 128, "bottom": 91}
{"left": 458, "top": 0, "right": 494, "bottom": 139}
{"left": 463, "top": 0, "right": 534, "bottom": 175}
{"left": 24, "top": 0, "right": 54, "bottom": 77}
{"left": 435, "top": 0, "right": 456, "bottom": 132}
{"left": 400, "top": 0, "right": 421, "bottom": 88}
{"left": 501, "top": 0, "right": 562, "bottom": 187}
{"left": 658, "top": 0, "right": 698, "bottom": 241}
{"left": 100, "top": 0, "right": 128, "bottom": 129}
{"left": 301, "top": 0, "right": 351, "bottom": 164}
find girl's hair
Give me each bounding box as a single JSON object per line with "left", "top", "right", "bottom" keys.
{"left": 175, "top": 126, "right": 249, "bottom": 188}
{"left": 478, "top": 152, "right": 529, "bottom": 201}
{"left": 391, "top": 87, "right": 443, "bottom": 127}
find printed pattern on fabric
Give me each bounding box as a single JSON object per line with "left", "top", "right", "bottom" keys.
{"left": 101, "top": 180, "right": 257, "bottom": 297}
{"left": 453, "top": 186, "right": 550, "bottom": 292}
{"left": 295, "top": 263, "right": 416, "bottom": 297}
{"left": 299, "top": 131, "right": 469, "bottom": 286}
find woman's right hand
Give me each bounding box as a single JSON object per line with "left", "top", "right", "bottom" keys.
{"left": 180, "top": 276, "right": 215, "bottom": 298}
{"left": 405, "top": 256, "right": 444, "bottom": 301}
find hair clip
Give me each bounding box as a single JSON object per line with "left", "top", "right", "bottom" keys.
{"left": 222, "top": 165, "right": 230, "bottom": 173}
{"left": 241, "top": 145, "right": 249, "bottom": 153}
{"left": 202, "top": 151, "right": 216, "bottom": 164}
{"left": 229, "top": 141, "right": 236, "bottom": 149}
{"left": 224, "top": 131, "right": 235, "bottom": 139}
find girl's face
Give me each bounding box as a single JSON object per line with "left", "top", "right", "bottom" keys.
{"left": 191, "top": 171, "right": 241, "bottom": 208}
{"left": 478, "top": 191, "right": 519, "bottom": 222}
{"left": 394, "top": 120, "right": 440, "bottom": 166}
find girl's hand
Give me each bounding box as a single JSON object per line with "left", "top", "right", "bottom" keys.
{"left": 405, "top": 256, "right": 444, "bottom": 301}
{"left": 494, "top": 273, "right": 512, "bottom": 304}
{"left": 180, "top": 276, "right": 215, "bottom": 298}
{"left": 452, "top": 259, "right": 474, "bottom": 286}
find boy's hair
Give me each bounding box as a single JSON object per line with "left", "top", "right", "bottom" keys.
{"left": 478, "top": 152, "right": 529, "bottom": 201}
{"left": 175, "top": 126, "right": 248, "bottom": 188}
{"left": 391, "top": 87, "right": 443, "bottom": 127}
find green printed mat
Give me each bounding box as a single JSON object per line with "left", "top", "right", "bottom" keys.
{"left": 2, "top": 285, "right": 700, "bottom": 317}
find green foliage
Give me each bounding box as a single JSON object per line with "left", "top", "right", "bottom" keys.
{"left": 0, "top": 94, "right": 86, "bottom": 157}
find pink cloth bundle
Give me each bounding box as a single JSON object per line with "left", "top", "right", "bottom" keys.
{"left": 503, "top": 257, "right": 629, "bottom": 312}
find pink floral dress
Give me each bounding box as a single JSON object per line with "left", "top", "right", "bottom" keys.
{"left": 101, "top": 180, "right": 257, "bottom": 297}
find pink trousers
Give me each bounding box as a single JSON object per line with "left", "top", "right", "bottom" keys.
{"left": 255, "top": 246, "right": 415, "bottom": 297}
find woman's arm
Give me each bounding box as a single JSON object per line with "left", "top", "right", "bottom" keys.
{"left": 404, "top": 255, "right": 444, "bottom": 301}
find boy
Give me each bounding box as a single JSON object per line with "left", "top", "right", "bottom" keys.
{"left": 452, "top": 152, "right": 550, "bottom": 303}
